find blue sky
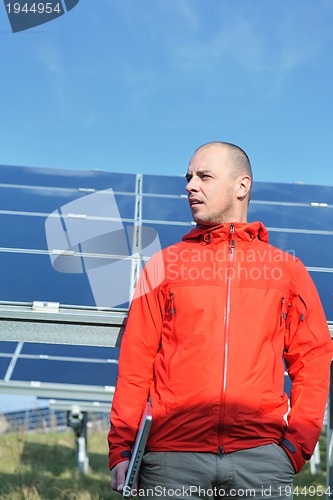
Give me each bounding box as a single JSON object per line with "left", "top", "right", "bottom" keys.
{"left": 0, "top": 0, "right": 333, "bottom": 412}
{"left": 1, "top": 0, "right": 333, "bottom": 186}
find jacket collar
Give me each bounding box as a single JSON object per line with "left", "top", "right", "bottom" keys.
{"left": 182, "top": 221, "right": 269, "bottom": 244}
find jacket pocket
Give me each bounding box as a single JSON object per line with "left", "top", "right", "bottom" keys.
{"left": 167, "top": 333, "right": 179, "bottom": 381}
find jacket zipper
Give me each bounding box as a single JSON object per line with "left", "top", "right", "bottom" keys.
{"left": 281, "top": 297, "right": 287, "bottom": 328}
{"left": 218, "top": 223, "right": 235, "bottom": 454}
{"left": 298, "top": 295, "right": 307, "bottom": 324}
{"left": 170, "top": 292, "right": 175, "bottom": 316}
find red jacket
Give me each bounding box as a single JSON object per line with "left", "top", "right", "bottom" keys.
{"left": 108, "top": 222, "right": 333, "bottom": 473}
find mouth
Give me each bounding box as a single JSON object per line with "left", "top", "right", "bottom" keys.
{"left": 189, "top": 198, "right": 203, "bottom": 207}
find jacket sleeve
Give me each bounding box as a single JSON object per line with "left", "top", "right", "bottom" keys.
{"left": 281, "top": 258, "right": 333, "bottom": 473}
{"left": 107, "top": 252, "right": 166, "bottom": 470}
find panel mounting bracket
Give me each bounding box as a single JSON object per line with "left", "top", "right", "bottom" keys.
{"left": 32, "top": 301, "right": 60, "bottom": 313}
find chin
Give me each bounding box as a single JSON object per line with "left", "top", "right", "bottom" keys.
{"left": 194, "top": 218, "right": 214, "bottom": 227}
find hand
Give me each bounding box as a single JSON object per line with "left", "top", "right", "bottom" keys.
{"left": 111, "top": 460, "right": 129, "bottom": 493}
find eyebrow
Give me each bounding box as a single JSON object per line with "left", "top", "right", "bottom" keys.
{"left": 185, "top": 169, "right": 214, "bottom": 181}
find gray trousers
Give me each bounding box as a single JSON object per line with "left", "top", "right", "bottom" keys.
{"left": 136, "top": 444, "right": 294, "bottom": 499}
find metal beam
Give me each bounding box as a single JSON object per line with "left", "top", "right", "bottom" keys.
{"left": 49, "top": 399, "right": 111, "bottom": 413}
{"left": 0, "top": 380, "right": 114, "bottom": 402}
{"left": 0, "top": 302, "right": 127, "bottom": 347}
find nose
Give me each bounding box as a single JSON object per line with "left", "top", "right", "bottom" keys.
{"left": 185, "top": 175, "right": 199, "bottom": 193}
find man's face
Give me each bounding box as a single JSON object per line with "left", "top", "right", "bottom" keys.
{"left": 185, "top": 145, "right": 239, "bottom": 226}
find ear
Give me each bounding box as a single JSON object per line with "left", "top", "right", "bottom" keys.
{"left": 236, "top": 175, "right": 252, "bottom": 200}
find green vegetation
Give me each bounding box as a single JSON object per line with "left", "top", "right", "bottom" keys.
{"left": 0, "top": 427, "right": 120, "bottom": 499}
{"left": 293, "top": 433, "right": 328, "bottom": 500}
{"left": 0, "top": 426, "right": 328, "bottom": 499}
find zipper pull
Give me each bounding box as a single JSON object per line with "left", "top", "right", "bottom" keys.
{"left": 218, "top": 446, "right": 223, "bottom": 457}
{"left": 170, "top": 292, "right": 174, "bottom": 315}
{"left": 229, "top": 223, "right": 235, "bottom": 248}
{"left": 203, "top": 232, "right": 211, "bottom": 244}
{"left": 281, "top": 297, "right": 287, "bottom": 327}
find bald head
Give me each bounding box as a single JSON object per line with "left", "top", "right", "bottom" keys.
{"left": 194, "top": 141, "right": 253, "bottom": 187}
{"left": 186, "top": 141, "right": 253, "bottom": 225}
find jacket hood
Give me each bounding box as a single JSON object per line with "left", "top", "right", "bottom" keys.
{"left": 182, "top": 221, "right": 269, "bottom": 244}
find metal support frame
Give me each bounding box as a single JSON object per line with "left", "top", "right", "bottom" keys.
{"left": 0, "top": 301, "right": 127, "bottom": 347}
{"left": 67, "top": 405, "right": 89, "bottom": 474}
{"left": 0, "top": 301, "right": 124, "bottom": 473}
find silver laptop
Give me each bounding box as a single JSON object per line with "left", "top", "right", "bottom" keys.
{"left": 123, "top": 401, "right": 152, "bottom": 497}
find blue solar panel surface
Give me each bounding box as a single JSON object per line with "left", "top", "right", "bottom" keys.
{"left": 12, "top": 358, "right": 118, "bottom": 386}
{"left": 251, "top": 181, "right": 333, "bottom": 203}
{"left": 0, "top": 164, "right": 332, "bottom": 402}
{"left": 0, "top": 165, "right": 137, "bottom": 190}
{"left": 0, "top": 253, "right": 96, "bottom": 305}
{"left": 0, "top": 359, "right": 10, "bottom": 380}
{"left": 250, "top": 204, "right": 333, "bottom": 230}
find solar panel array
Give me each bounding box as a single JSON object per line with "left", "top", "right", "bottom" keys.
{"left": 0, "top": 164, "right": 332, "bottom": 407}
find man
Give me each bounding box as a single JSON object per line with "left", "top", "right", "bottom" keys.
{"left": 108, "top": 142, "right": 333, "bottom": 499}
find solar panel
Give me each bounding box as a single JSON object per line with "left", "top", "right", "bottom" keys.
{"left": 0, "top": 165, "right": 332, "bottom": 411}
{"left": 0, "top": 214, "right": 48, "bottom": 249}
{"left": 0, "top": 165, "right": 136, "bottom": 190}
{"left": 0, "top": 358, "right": 10, "bottom": 379}
{"left": 141, "top": 223, "right": 192, "bottom": 252}
{"left": 142, "top": 174, "right": 186, "bottom": 195}
{"left": 268, "top": 232, "right": 333, "bottom": 268}
{"left": 251, "top": 180, "right": 333, "bottom": 203}
{"left": 0, "top": 253, "right": 96, "bottom": 305}
{"left": 12, "top": 356, "right": 117, "bottom": 387}
{"left": 309, "top": 272, "right": 333, "bottom": 322}
{"left": 249, "top": 203, "right": 333, "bottom": 230}
{"left": 142, "top": 196, "right": 191, "bottom": 222}
{"left": 0, "top": 342, "right": 17, "bottom": 353}
{"left": 0, "top": 191, "right": 135, "bottom": 221}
